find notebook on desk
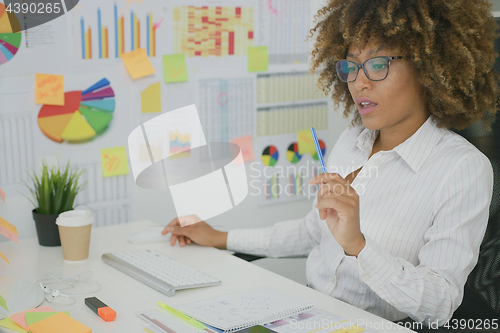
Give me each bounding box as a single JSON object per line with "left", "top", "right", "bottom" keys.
{"left": 176, "top": 286, "right": 314, "bottom": 332}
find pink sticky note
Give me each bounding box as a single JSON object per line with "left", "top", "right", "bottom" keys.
{"left": 231, "top": 135, "right": 255, "bottom": 162}
{"left": 10, "top": 306, "right": 54, "bottom": 330}
{"left": 0, "top": 186, "right": 4, "bottom": 202}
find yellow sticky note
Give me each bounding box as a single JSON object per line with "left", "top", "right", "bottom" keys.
{"left": 122, "top": 48, "right": 155, "bottom": 80}
{"left": 248, "top": 46, "right": 269, "bottom": 72}
{"left": 100, "top": 146, "right": 129, "bottom": 178}
{"left": 141, "top": 82, "right": 161, "bottom": 113}
{"left": 35, "top": 74, "right": 64, "bottom": 106}
{"left": 0, "top": 216, "right": 18, "bottom": 243}
{"left": 297, "top": 129, "right": 316, "bottom": 155}
{"left": 28, "top": 312, "right": 91, "bottom": 333}
{"left": 163, "top": 54, "right": 188, "bottom": 83}
{"left": 330, "top": 325, "right": 365, "bottom": 333}
{"left": 0, "top": 251, "right": 9, "bottom": 264}
{"left": 0, "top": 317, "right": 27, "bottom": 333}
{"left": 0, "top": 294, "right": 7, "bottom": 311}
{"left": 231, "top": 135, "right": 255, "bottom": 162}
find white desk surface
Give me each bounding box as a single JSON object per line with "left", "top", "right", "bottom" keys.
{"left": 0, "top": 220, "right": 413, "bottom": 332}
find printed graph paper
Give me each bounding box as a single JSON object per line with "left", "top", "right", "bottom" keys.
{"left": 173, "top": 6, "right": 254, "bottom": 57}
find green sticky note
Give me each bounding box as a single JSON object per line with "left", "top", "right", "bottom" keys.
{"left": 248, "top": 46, "right": 269, "bottom": 72}
{"left": 25, "top": 312, "right": 70, "bottom": 327}
{"left": 163, "top": 54, "right": 188, "bottom": 83}
{"left": 0, "top": 294, "right": 7, "bottom": 311}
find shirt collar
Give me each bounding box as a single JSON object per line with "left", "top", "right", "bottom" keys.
{"left": 354, "top": 116, "right": 446, "bottom": 172}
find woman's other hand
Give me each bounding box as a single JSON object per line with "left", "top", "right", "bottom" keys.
{"left": 162, "top": 216, "right": 228, "bottom": 249}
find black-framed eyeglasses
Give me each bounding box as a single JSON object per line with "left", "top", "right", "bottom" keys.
{"left": 334, "top": 56, "right": 403, "bottom": 83}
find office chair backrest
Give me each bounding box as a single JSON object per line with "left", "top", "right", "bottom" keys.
{"left": 449, "top": 115, "right": 500, "bottom": 320}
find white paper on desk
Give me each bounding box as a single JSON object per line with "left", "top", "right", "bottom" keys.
{"left": 136, "top": 309, "right": 222, "bottom": 333}
{"left": 263, "top": 308, "right": 380, "bottom": 333}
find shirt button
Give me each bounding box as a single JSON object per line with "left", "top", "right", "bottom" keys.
{"left": 351, "top": 261, "right": 357, "bottom": 267}
{"left": 373, "top": 159, "right": 382, "bottom": 166}
{"left": 330, "top": 276, "right": 336, "bottom": 283}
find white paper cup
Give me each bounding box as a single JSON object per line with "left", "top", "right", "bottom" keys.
{"left": 56, "top": 210, "right": 93, "bottom": 261}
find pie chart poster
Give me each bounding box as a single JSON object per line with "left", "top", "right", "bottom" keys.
{"left": 33, "top": 72, "right": 131, "bottom": 162}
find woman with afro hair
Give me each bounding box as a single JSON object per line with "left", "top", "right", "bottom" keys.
{"left": 163, "top": 0, "right": 498, "bottom": 326}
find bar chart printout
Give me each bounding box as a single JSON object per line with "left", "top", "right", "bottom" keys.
{"left": 79, "top": 4, "right": 159, "bottom": 60}
{"left": 173, "top": 6, "right": 254, "bottom": 57}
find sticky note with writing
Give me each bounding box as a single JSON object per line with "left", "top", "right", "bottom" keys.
{"left": 122, "top": 48, "right": 155, "bottom": 80}
{"left": 162, "top": 54, "right": 188, "bottom": 83}
{"left": 100, "top": 146, "right": 130, "bottom": 178}
{"left": 35, "top": 74, "right": 64, "bottom": 106}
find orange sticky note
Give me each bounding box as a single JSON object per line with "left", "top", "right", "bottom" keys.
{"left": 10, "top": 306, "right": 55, "bottom": 330}
{"left": 0, "top": 186, "right": 5, "bottom": 202}
{"left": 0, "top": 216, "right": 18, "bottom": 243}
{"left": 28, "top": 312, "right": 91, "bottom": 333}
{"left": 100, "top": 146, "right": 129, "bottom": 177}
{"left": 122, "top": 48, "right": 155, "bottom": 80}
{"left": 297, "top": 129, "right": 316, "bottom": 155}
{"left": 35, "top": 74, "right": 64, "bottom": 106}
{"left": 0, "top": 251, "right": 9, "bottom": 264}
{"left": 231, "top": 135, "right": 255, "bottom": 162}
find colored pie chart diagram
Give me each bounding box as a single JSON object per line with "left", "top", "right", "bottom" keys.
{"left": 312, "top": 139, "right": 326, "bottom": 160}
{"left": 262, "top": 145, "right": 279, "bottom": 167}
{"left": 38, "top": 78, "right": 115, "bottom": 143}
{"left": 286, "top": 142, "right": 302, "bottom": 164}
{"left": 0, "top": 3, "right": 21, "bottom": 65}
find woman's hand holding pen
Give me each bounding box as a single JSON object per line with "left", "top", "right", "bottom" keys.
{"left": 309, "top": 173, "right": 365, "bottom": 257}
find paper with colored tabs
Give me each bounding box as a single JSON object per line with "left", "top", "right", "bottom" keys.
{"left": 100, "top": 146, "right": 130, "bottom": 178}
{"left": 28, "top": 312, "right": 91, "bottom": 333}
{"left": 25, "top": 311, "right": 70, "bottom": 327}
{"left": 163, "top": 54, "right": 188, "bottom": 83}
{"left": 0, "top": 317, "right": 27, "bottom": 333}
{"left": 231, "top": 135, "right": 255, "bottom": 162}
{"left": 35, "top": 74, "right": 64, "bottom": 106}
{"left": 122, "top": 48, "right": 155, "bottom": 80}
{"left": 248, "top": 46, "right": 269, "bottom": 72}
{"left": 141, "top": 82, "right": 161, "bottom": 113}
{"left": 297, "top": 129, "right": 317, "bottom": 155}
{"left": 0, "top": 186, "right": 5, "bottom": 202}
{"left": 10, "top": 306, "right": 55, "bottom": 330}
{"left": 0, "top": 294, "right": 7, "bottom": 311}
{"left": 0, "top": 216, "right": 18, "bottom": 243}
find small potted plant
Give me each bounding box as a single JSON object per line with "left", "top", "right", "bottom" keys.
{"left": 24, "top": 161, "right": 85, "bottom": 246}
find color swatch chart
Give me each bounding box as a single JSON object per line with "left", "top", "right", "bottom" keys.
{"left": 174, "top": 6, "right": 254, "bottom": 57}
{"left": 198, "top": 77, "right": 255, "bottom": 143}
{"left": 257, "top": 72, "right": 324, "bottom": 105}
{"left": 258, "top": 0, "right": 311, "bottom": 64}
{"left": 257, "top": 102, "right": 327, "bottom": 137}
{"left": 0, "top": 3, "right": 21, "bottom": 65}
{"left": 37, "top": 78, "right": 115, "bottom": 143}
{"left": 79, "top": 3, "right": 160, "bottom": 60}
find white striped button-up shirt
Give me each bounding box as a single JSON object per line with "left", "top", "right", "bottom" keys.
{"left": 227, "top": 116, "right": 493, "bottom": 324}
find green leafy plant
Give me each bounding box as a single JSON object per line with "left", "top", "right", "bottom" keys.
{"left": 24, "top": 161, "right": 86, "bottom": 215}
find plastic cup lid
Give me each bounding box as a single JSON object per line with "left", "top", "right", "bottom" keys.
{"left": 56, "top": 210, "right": 93, "bottom": 227}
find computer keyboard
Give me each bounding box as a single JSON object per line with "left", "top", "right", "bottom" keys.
{"left": 102, "top": 249, "right": 221, "bottom": 297}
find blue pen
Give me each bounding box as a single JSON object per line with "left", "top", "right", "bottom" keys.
{"left": 310, "top": 127, "right": 327, "bottom": 174}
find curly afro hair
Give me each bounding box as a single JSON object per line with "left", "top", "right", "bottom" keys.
{"left": 310, "top": 0, "right": 499, "bottom": 130}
